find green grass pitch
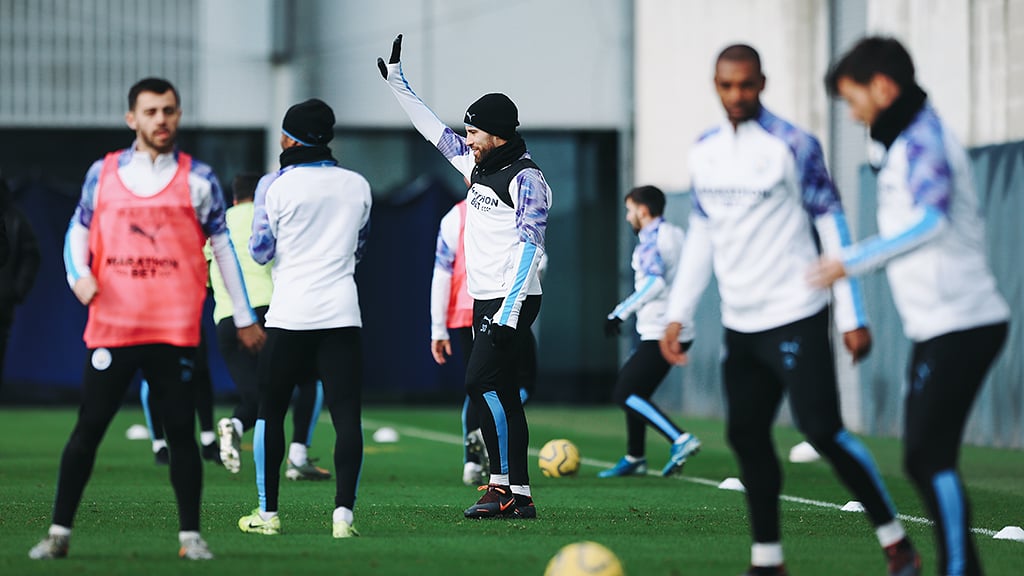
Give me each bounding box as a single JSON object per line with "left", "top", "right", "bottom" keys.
{"left": 1, "top": 406, "right": 1022, "bottom": 575}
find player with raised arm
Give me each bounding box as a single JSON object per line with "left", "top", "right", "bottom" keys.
{"left": 380, "top": 34, "right": 551, "bottom": 519}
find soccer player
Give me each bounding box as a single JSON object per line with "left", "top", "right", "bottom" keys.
{"left": 237, "top": 98, "right": 371, "bottom": 539}
{"left": 659, "top": 46, "right": 920, "bottom": 576}
{"left": 810, "top": 36, "right": 1011, "bottom": 576}
{"left": 599, "top": 185, "right": 702, "bottom": 479}
{"left": 30, "top": 77, "right": 264, "bottom": 561}
{"left": 212, "top": 173, "right": 328, "bottom": 480}
{"left": 380, "top": 34, "right": 551, "bottom": 519}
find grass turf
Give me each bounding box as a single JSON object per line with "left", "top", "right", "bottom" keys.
{"left": 1, "top": 406, "right": 1022, "bottom": 575}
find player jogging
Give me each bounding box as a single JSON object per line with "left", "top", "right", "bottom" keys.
{"left": 600, "top": 185, "right": 702, "bottom": 478}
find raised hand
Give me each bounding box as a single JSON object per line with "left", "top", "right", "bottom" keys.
{"left": 377, "top": 34, "right": 403, "bottom": 79}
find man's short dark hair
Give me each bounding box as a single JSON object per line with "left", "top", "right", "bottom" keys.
{"left": 826, "top": 36, "right": 916, "bottom": 96}
{"left": 625, "top": 185, "right": 666, "bottom": 218}
{"left": 232, "top": 173, "right": 262, "bottom": 202}
{"left": 128, "top": 77, "right": 180, "bottom": 110}
{"left": 716, "top": 44, "right": 763, "bottom": 76}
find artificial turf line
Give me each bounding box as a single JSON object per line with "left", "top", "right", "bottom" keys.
{"left": 363, "top": 418, "right": 1011, "bottom": 540}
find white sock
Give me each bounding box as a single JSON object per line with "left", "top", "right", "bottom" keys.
{"left": 288, "top": 442, "right": 308, "bottom": 465}
{"left": 625, "top": 454, "right": 643, "bottom": 463}
{"left": 200, "top": 431, "right": 216, "bottom": 446}
{"left": 751, "top": 542, "right": 784, "bottom": 567}
{"left": 876, "top": 519, "right": 906, "bottom": 547}
{"left": 258, "top": 509, "right": 278, "bottom": 521}
{"left": 178, "top": 530, "right": 200, "bottom": 544}
{"left": 152, "top": 439, "right": 167, "bottom": 453}
{"left": 674, "top": 432, "right": 692, "bottom": 445}
{"left": 510, "top": 485, "right": 531, "bottom": 497}
{"left": 332, "top": 506, "right": 353, "bottom": 525}
{"left": 49, "top": 525, "right": 71, "bottom": 537}
{"left": 489, "top": 473, "right": 509, "bottom": 486}
{"left": 231, "top": 418, "right": 244, "bottom": 435}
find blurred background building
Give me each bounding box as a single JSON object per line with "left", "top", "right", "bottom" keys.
{"left": 1, "top": 0, "right": 1021, "bottom": 447}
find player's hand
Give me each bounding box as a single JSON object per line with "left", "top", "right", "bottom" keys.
{"left": 604, "top": 317, "right": 623, "bottom": 338}
{"left": 488, "top": 323, "right": 515, "bottom": 349}
{"left": 659, "top": 322, "right": 689, "bottom": 365}
{"left": 842, "top": 327, "right": 872, "bottom": 364}
{"left": 73, "top": 276, "right": 99, "bottom": 305}
{"left": 377, "top": 34, "right": 403, "bottom": 79}
{"left": 431, "top": 339, "right": 451, "bottom": 365}
{"left": 237, "top": 323, "right": 266, "bottom": 354}
{"left": 806, "top": 257, "right": 847, "bottom": 289}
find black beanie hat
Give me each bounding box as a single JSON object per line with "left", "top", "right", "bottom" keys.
{"left": 282, "top": 98, "right": 335, "bottom": 146}
{"left": 464, "top": 93, "right": 519, "bottom": 140}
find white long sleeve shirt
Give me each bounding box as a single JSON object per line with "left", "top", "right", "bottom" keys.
{"left": 430, "top": 202, "right": 464, "bottom": 340}
{"left": 382, "top": 60, "right": 551, "bottom": 329}
{"left": 666, "top": 108, "right": 868, "bottom": 334}
{"left": 249, "top": 161, "right": 372, "bottom": 330}
{"left": 841, "top": 105, "right": 1009, "bottom": 341}
{"left": 609, "top": 217, "right": 694, "bottom": 342}
{"left": 64, "top": 145, "right": 256, "bottom": 328}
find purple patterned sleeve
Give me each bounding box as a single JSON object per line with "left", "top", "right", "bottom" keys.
{"left": 514, "top": 169, "right": 549, "bottom": 249}
{"left": 636, "top": 223, "right": 665, "bottom": 278}
{"left": 905, "top": 113, "right": 952, "bottom": 214}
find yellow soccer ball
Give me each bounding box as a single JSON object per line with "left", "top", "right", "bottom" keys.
{"left": 544, "top": 541, "right": 624, "bottom": 576}
{"left": 538, "top": 438, "right": 581, "bottom": 478}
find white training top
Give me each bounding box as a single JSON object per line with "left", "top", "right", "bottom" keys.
{"left": 666, "top": 108, "right": 868, "bottom": 334}
{"left": 383, "top": 60, "right": 551, "bottom": 329}
{"left": 249, "top": 161, "right": 372, "bottom": 330}
{"left": 609, "top": 217, "right": 695, "bottom": 342}
{"left": 841, "top": 104, "right": 1009, "bottom": 341}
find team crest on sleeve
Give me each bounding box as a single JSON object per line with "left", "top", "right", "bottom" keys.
{"left": 91, "top": 348, "right": 113, "bottom": 371}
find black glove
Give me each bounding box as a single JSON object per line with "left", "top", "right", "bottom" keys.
{"left": 488, "top": 323, "right": 515, "bottom": 349}
{"left": 604, "top": 317, "right": 623, "bottom": 338}
{"left": 377, "top": 34, "right": 403, "bottom": 79}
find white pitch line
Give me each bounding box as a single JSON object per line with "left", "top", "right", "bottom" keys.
{"left": 364, "top": 419, "right": 1007, "bottom": 539}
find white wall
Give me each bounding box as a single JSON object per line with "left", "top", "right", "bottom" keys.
{"left": 291, "top": 0, "right": 632, "bottom": 130}
{"left": 194, "top": 0, "right": 274, "bottom": 128}
{"left": 866, "top": 0, "right": 1024, "bottom": 146}
{"left": 634, "top": 0, "right": 830, "bottom": 192}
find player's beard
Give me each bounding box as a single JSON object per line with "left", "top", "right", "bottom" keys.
{"left": 141, "top": 128, "right": 176, "bottom": 155}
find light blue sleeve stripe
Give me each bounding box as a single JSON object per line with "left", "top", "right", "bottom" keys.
{"left": 626, "top": 394, "right": 681, "bottom": 440}
{"left": 610, "top": 276, "right": 658, "bottom": 320}
{"left": 140, "top": 380, "right": 156, "bottom": 442}
{"left": 933, "top": 469, "right": 966, "bottom": 575}
{"left": 835, "top": 429, "right": 896, "bottom": 514}
{"left": 498, "top": 242, "right": 538, "bottom": 325}
{"left": 519, "top": 387, "right": 529, "bottom": 405}
{"left": 483, "top": 391, "right": 509, "bottom": 475}
{"left": 254, "top": 418, "right": 267, "bottom": 511}
{"left": 305, "top": 381, "right": 324, "bottom": 447}
{"left": 844, "top": 207, "right": 945, "bottom": 275}
{"left": 829, "top": 212, "right": 867, "bottom": 325}
{"left": 63, "top": 222, "right": 82, "bottom": 283}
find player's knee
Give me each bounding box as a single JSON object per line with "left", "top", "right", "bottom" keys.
{"left": 902, "top": 443, "right": 939, "bottom": 485}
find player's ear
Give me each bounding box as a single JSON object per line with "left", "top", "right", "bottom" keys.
{"left": 125, "top": 110, "right": 137, "bottom": 131}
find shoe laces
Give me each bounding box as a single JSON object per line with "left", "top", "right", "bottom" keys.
{"left": 474, "top": 484, "right": 511, "bottom": 503}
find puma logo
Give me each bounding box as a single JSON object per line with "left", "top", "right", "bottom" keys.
{"left": 129, "top": 223, "right": 162, "bottom": 247}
